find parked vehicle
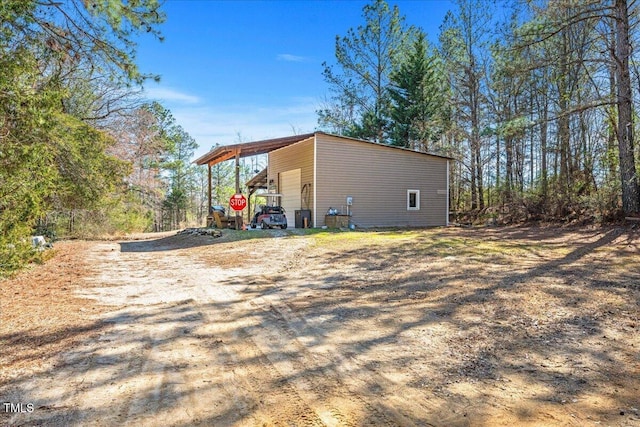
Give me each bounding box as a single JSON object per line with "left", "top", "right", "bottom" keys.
{"left": 251, "top": 205, "right": 287, "bottom": 229}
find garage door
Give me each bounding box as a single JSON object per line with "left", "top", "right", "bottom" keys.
{"left": 280, "top": 169, "right": 300, "bottom": 228}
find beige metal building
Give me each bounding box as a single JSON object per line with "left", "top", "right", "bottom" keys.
{"left": 195, "top": 131, "right": 451, "bottom": 228}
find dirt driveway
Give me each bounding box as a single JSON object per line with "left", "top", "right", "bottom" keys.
{"left": 1, "top": 226, "right": 639, "bottom": 426}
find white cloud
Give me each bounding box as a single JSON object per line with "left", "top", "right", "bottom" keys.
{"left": 143, "top": 86, "right": 200, "bottom": 104}
{"left": 276, "top": 53, "right": 310, "bottom": 63}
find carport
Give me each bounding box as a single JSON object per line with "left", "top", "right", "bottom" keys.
{"left": 193, "top": 133, "right": 315, "bottom": 229}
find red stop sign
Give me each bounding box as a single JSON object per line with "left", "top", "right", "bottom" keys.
{"left": 229, "top": 193, "right": 247, "bottom": 211}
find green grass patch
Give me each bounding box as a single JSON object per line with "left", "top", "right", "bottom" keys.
{"left": 213, "top": 227, "right": 569, "bottom": 262}
{"left": 217, "top": 227, "right": 342, "bottom": 242}
{"left": 307, "top": 228, "right": 562, "bottom": 260}
{"left": 416, "top": 236, "right": 554, "bottom": 258}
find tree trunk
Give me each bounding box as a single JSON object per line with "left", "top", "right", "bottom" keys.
{"left": 607, "top": 39, "right": 618, "bottom": 180}
{"left": 541, "top": 111, "right": 548, "bottom": 203}
{"left": 496, "top": 136, "right": 500, "bottom": 190}
{"left": 505, "top": 134, "right": 513, "bottom": 204}
{"left": 470, "top": 139, "right": 478, "bottom": 210}
{"left": 469, "top": 62, "right": 483, "bottom": 211}
{"left": 475, "top": 142, "right": 484, "bottom": 210}
{"left": 615, "top": 0, "right": 640, "bottom": 214}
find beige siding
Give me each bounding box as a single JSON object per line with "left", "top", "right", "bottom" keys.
{"left": 268, "top": 137, "right": 314, "bottom": 224}
{"left": 315, "top": 134, "right": 448, "bottom": 227}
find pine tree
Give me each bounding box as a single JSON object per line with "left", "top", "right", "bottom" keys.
{"left": 439, "top": 0, "right": 494, "bottom": 211}
{"left": 318, "top": 0, "right": 414, "bottom": 143}
{"left": 388, "top": 32, "right": 447, "bottom": 151}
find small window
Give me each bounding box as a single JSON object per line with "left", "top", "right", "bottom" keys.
{"left": 407, "top": 189, "right": 420, "bottom": 211}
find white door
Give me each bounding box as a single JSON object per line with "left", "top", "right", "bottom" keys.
{"left": 280, "top": 169, "right": 301, "bottom": 228}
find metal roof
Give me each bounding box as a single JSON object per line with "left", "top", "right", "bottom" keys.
{"left": 193, "top": 131, "right": 453, "bottom": 167}
{"left": 246, "top": 168, "right": 267, "bottom": 193}
{"left": 194, "top": 132, "right": 316, "bottom": 166}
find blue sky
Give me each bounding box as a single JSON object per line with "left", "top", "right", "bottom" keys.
{"left": 135, "top": 0, "right": 455, "bottom": 160}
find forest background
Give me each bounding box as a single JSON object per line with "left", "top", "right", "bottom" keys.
{"left": 1, "top": 0, "right": 640, "bottom": 274}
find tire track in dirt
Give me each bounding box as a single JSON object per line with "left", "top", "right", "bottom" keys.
{"left": 252, "top": 295, "right": 445, "bottom": 426}
{"left": 5, "top": 236, "right": 347, "bottom": 426}
{"left": 215, "top": 240, "right": 454, "bottom": 426}
{"left": 213, "top": 313, "right": 326, "bottom": 426}
{"left": 254, "top": 249, "right": 482, "bottom": 426}
{"left": 191, "top": 273, "right": 326, "bottom": 426}
{"left": 247, "top": 302, "right": 394, "bottom": 427}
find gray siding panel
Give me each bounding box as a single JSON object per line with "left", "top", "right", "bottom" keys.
{"left": 315, "top": 134, "right": 448, "bottom": 227}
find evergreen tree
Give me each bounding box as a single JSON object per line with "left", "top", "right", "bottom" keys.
{"left": 388, "top": 32, "right": 448, "bottom": 151}
{"left": 0, "top": 0, "right": 165, "bottom": 272}
{"left": 318, "top": 0, "right": 414, "bottom": 143}
{"left": 163, "top": 126, "right": 198, "bottom": 229}
{"left": 140, "top": 102, "right": 198, "bottom": 229}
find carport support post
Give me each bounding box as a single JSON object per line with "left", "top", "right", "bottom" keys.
{"left": 248, "top": 191, "right": 252, "bottom": 226}
{"left": 235, "top": 149, "right": 241, "bottom": 230}
{"left": 207, "top": 163, "right": 212, "bottom": 226}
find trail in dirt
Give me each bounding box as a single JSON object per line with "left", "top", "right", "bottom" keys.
{"left": 3, "top": 235, "right": 440, "bottom": 426}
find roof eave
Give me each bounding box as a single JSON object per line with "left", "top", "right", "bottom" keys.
{"left": 193, "top": 132, "right": 316, "bottom": 166}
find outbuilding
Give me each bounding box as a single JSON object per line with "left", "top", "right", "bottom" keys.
{"left": 195, "top": 131, "right": 451, "bottom": 228}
